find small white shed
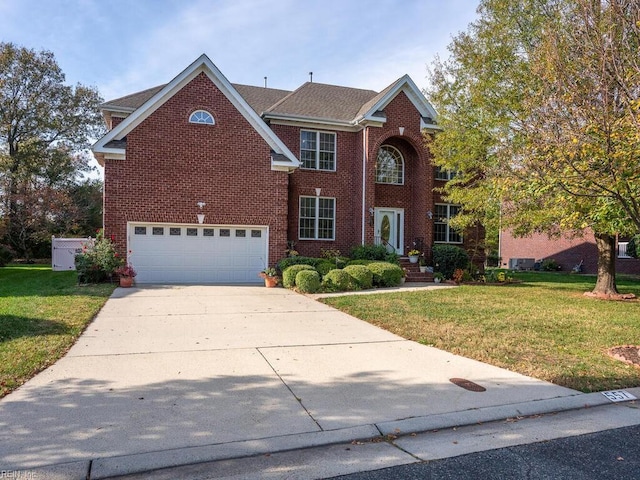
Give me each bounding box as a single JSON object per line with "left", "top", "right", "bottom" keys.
{"left": 51, "top": 237, "right": 94, "bottom": 271}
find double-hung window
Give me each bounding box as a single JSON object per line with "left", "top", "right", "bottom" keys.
{"left": 434, "top": 204, "right": 462, "bottom": 243}
{"left": 300, "top": 130, "right": 336, "bottom": 170}
{"left": 299, "top": 196, "right": 335, "bottom": 240}
{"left": 435, "top": 166, "right": 456, "bottom": 181}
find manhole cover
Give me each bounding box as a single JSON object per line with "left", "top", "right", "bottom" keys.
{"left": 449, "top": 377, "right": 486, "bottom": 392}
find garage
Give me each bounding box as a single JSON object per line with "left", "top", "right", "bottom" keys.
{"left": 128, "top": 223, "right": 268, "bottom": 284}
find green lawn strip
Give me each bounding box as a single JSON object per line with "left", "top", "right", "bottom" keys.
{"left": 322, "top": 273, "right": 640, "bottom": 393}
{"left": 0, "top": 265, "right": 116, "bottom": 397}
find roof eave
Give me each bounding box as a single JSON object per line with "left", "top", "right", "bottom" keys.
{"left": 264, "top": 112, "right": 353, "bottom": 128}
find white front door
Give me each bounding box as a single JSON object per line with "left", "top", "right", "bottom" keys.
{"left": 374, "top": 208, "right": 404, "bottom": 254}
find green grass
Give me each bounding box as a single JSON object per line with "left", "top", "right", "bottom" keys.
{"left": 0, "top": 265, "right": 116, "bottom": 397}
{"left": 322, "top": 272, "right": 640, "bottom": 392}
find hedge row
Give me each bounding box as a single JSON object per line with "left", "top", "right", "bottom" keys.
{"left": 282, "top": 260, "right": 403, "bottom": 293}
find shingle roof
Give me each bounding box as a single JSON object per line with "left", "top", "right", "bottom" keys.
{"left": 100, "top": 85, "right": 165, "bottom": 111}
{"left": 233, "top": 84, "right": 291, "bottom": 115}
{"left": 264, "top": 82, "right": 378, "bottom": 122}
{"left": 100, "top": 79, "right": 402, "bottom": 124}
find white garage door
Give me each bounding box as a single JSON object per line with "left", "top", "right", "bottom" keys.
{"left": 128, "top": 224, "right": 268, "bottom": 284}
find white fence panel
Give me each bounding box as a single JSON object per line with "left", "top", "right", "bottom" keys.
{"left": 52, "top": 237, "right": 94, "bottom": 271}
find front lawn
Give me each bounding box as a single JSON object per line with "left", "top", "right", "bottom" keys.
{"left": 322, "top": 272, "right": 640, "bottom": 392}
{"left": 0, "top": 265, "right": 116, "bottom": 397}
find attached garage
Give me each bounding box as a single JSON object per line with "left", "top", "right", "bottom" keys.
{"left": 128, "top": 223, "right": 268, "bottom": 284}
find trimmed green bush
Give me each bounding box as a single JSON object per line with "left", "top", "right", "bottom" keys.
{"left": 322, "top": 269, "right": 354, "bottom": 292}
{"left": 366, "top": 262, "right": 403, "bottom": 287}
{"left": 343, "top": 264, "right": 373, "bottom": 289}
{"left": 316, "top": 261, "right": 337, "bottom": 276}
{"left": 282, "top": 264, "right": 316, "bottom": 288}
{"left": 347, "top": 259, "right": 375, "bottom": 266}
{"left": 0, "top": 244, "right": 16, "bottom": 267}
{"left": 626, "top": 235, "right": 639, "bottom": 259}
{"left": 296, "top": 270, "right": 321, "bottom": 293}
{"left": 432, "top": 244, "right": 469, "bottom": 280}
{"left": 350, "top": 244, "right": 399, "bottom": 264}
{"left": 277, "top": 256, "right": 321, "bottom": 271}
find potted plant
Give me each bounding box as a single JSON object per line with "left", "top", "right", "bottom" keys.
{"left": 407, "top": 249, "right": 420, "bottom": 263}
{"left": 115, "top": 263, "right": 137, "bottom": 287}
{"left": 433, "top": 272, "right": 444, "bottom": 284}
{"left": 419, "top": 255, "right": 428, "bottom": 272}
{"left": 400, "top": 268, "right": 407, "bottom": 285}
{"left": 259, "top": 267, "right": 279, "bottom": 288}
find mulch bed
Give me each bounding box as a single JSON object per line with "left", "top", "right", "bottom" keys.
{"left": 608, "top": 346, "right": 640, "bottom": 367}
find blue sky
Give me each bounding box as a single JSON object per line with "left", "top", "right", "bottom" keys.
{"left": 2, "top": 0, "right": 480, "bottom": 101}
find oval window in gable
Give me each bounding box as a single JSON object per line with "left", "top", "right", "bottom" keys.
{"left": 189, "top": 110, "right": 215, "bottom": 125}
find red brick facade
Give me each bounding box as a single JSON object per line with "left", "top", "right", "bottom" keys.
{"left": 501, "top": 230, "right": 640, "bottom": 275}
{"left": 103, "top": 73, "right": 289, "bottom": 264}
{"left": 96, "top": 58, "right": 481, "bottom": 277}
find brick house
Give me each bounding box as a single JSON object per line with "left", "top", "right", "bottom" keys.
{"left": 92, "top": 54, "right": 468, "bottom": 284}
{"left": 501, "top": 229, "right": 640, "bottom": 275}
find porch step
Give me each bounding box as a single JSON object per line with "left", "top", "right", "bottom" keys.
{"left": 399, "top": 257, "right": 434, "bottom": 283}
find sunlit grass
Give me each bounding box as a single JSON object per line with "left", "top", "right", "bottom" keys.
{"left": 0, "top": 265, "right": 115, "bottom": 397}
{"left": 322, "top": 272, "right": 640, "bottom": 392}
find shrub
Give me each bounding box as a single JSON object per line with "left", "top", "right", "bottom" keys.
{"left": 296, "top": 270, "right": 321, "bottom": 293}
{"left": 316, "top": 261, "right": 337, "bottom": 276}
{"left": 343, "top": 264, "right": 373, "bottom": 289}
{"left": 322, "top": 269, "right": 354, "bottom": 292}
{"left": 347, "top": 259, "right": 375, "bottom": 266}
{"left": 282, "top": 264, "right": 316, "bottom": 288}
{"left": 432, "top": 244, "right": 469, "bottom": 280}
{"left": 75, "top": 231, "right": 122, "bottom": 283}
{"left": 366, "top": 262, "right": 403, "bottom": 287}
{"left": 541, "top": 258, "right": 560, "bottom": 271}
{"left": 350, "top": 244, "right": 388, "bottom": 261}
{"left": 277, "top": 256, "right": 321, "bottom": 271}
{"left": 0, "top": 244, "right": 16, "bottom": 267}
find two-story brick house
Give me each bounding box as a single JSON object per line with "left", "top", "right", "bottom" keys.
{"left": 92, "top": 54, "right": 464, "bottom": 284}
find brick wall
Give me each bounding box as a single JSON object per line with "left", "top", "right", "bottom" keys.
{"left": 501, "top": 229, "right": 640, "bottom": 274}
{"left": 103, "top": 72, "right": 289, "bottom": 266}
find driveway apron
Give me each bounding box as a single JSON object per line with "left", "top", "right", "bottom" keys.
{"left": 0, "top": 285, "right": 578, "bottom": 472}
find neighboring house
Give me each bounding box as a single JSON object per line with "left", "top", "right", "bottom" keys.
{"left": 92, "top": 54, "right": 469, "bottom": 284}
{"left": 500, "top": 229, "right": 640, "bottom": 275}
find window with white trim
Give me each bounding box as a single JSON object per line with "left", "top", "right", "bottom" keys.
{"left": 376, "top": 145, "right": 404, "bottom": 184}
{"left": 299, "top": 196, "right": 335, "bottom": 240}
{"left": 434, "top": 204, "right": 462, "bottom": 243}
{"left": 300, "top": 130, "right": 336, "bottom": 170}
{"left": 435, "top": 166, "right": 456, "bottom": 181}
{"left": 189, "top": 110, "right": 215, "bottom": 125}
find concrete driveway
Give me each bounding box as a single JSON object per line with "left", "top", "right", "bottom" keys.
{"left": 0, "top": 285, "right": 582, "bottom": 478}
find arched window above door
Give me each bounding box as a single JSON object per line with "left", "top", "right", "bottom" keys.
{"left": 375, "top": 145, "right": 404, "bottom": 184}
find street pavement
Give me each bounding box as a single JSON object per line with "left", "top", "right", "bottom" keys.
{"left": 0, "top": 284, "right": 638, "bottom": 479}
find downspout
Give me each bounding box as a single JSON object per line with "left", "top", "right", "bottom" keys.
{"left": 361, "top": 126, "right": 368, "bottom": 245}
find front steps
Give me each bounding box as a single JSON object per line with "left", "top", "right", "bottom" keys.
{"left": 399, "top": 257, "right": 434, "bottom": 282}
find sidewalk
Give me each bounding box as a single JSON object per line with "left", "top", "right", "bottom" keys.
{"left": 1, "top": 284, "right": 635, "bottom": 479}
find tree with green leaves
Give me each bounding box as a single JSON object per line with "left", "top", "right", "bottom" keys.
{"left": 428, "top": 0, "right": 640, "bottom": 297}
{"left": 0, "top": 42, "right": 104, "bottom": 258}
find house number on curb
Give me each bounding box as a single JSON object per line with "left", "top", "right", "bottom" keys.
{"left": 601, "top": 390, "right": 637, "bottom": 402}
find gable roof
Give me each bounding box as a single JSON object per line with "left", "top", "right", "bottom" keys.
{"left": 92, "top": 54, "right": 299, "bottom": 171}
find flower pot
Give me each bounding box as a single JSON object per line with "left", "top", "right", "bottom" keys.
{"left": 408, "top": 255, "right": 419, "bottom": 264}
{"left": 400, "top": 277, "right": 406, "bottom": 285}
{"left": 434, "top": 277, "right": 442, "bottom": 284}
{"left": 419, "top": 265, "right": 428, "bottom": 273}
{"left": 264, "top": 276, "right": 278, "bottom": 288}
{"left": 119, "top": 275, "right": 133, "bottom": 288}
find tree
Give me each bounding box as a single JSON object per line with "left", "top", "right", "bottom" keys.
{"left": 0, "top": 42, "right": 104, "bottom": 258}
{"left": 428, "top": 0, "right": 640, "bottom": 297}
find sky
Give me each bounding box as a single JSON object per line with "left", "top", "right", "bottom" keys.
{"left": 1, "top": 0, "right": 481, "bottom": 101}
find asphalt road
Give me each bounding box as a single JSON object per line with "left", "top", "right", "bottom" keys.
{"left": 329, "top": 424, "right": 640, "bottom": 480}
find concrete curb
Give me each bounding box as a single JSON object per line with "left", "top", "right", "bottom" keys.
{"left": 34, "top": 388, "right": 636, "bottom": 479}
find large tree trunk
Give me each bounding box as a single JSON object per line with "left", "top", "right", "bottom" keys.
{"left": 592, "top": 232, "right": 618, "bottom": 295}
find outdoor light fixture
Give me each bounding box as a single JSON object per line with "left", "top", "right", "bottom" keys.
{"left": 427, "top": 210, "right": 433, "bottom": 219}
{"left": 197, "top": 201, "right": 206, "bottom": 224}
{"left": 368, "top": 207, "right": 375, "bottom": 226}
